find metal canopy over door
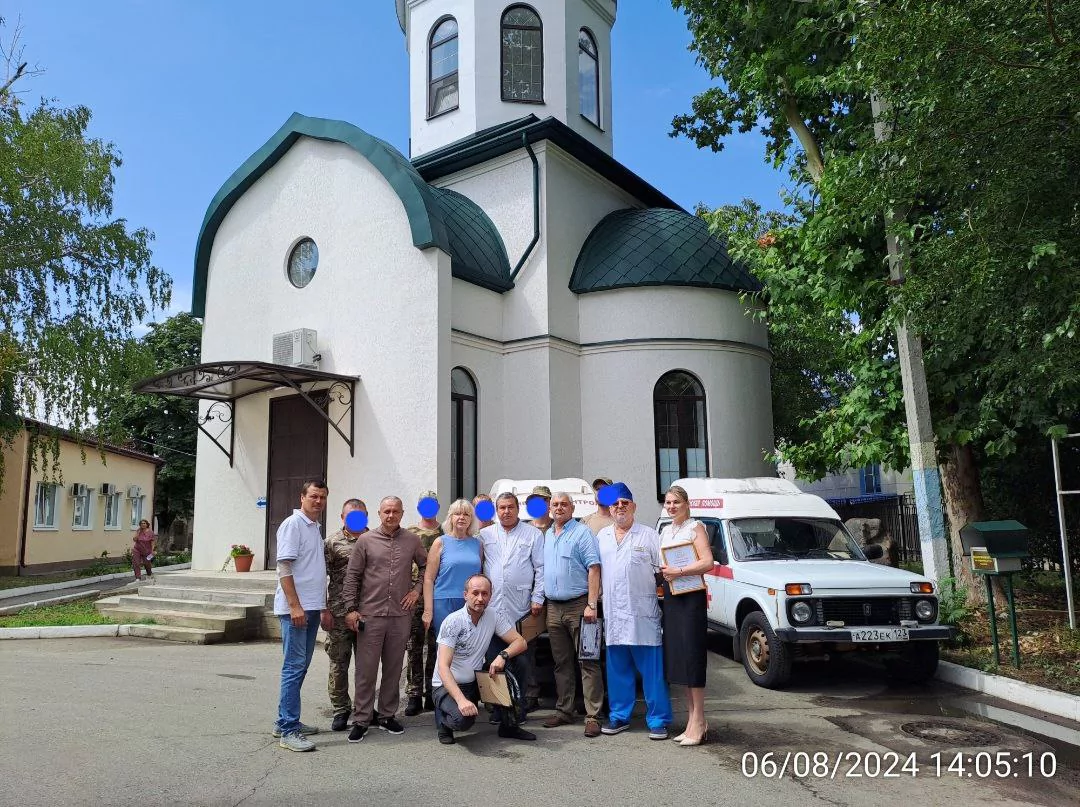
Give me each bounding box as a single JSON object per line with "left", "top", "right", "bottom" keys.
{"left": 266, "top": 394, "right": 328, "bottom": 564}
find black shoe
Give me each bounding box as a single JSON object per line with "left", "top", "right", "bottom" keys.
{"left": 378, "top": 716, "right": 405, "bottom": 735}
{"left": 498, "top": 724, "right": 537, "bottom": 741}
{"left": 437, "top": 729, "right": 455, "bottom": 745}
{"left": 489, "top": 707, "right": 502, "bottom": 725}
{"left": 331, "top": 713, "right": 350, "bottom": 732}
{"left": 424, "top": 693, "right": 435, "bottom": 712}
{"left": 404, "top": 696, "right": 423, "bottom": 717}
{"left": 347, "top": 724, "right": 367, "bottom": 743}
{"left": 524, "top": 697, "right": 540, "bottom": 713}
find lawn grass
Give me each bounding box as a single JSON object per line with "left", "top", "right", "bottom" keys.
{"left": 0, "top": 600, "right": 151, "bottom": 628}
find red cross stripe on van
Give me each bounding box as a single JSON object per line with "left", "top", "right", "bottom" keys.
{"left": 689, "top": 498, "right": 723, "bottom": 509}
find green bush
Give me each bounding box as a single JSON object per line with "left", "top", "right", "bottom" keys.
{"left": 900, "top": 560, "right": 924, "bottom": 575}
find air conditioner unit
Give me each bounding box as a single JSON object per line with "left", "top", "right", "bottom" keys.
{"left": 70, "top": 483, "right": 89, "bottom": 497}
{"left": 272, "top": 329, "right": 318, "bottom": 368}
{"left": 100, "top": 483, "right": 117, "bottom": 496}
{"left": 127, "top": 485, "right": 142, "bottom": 499}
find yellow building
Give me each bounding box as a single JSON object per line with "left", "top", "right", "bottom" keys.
{"left": 0, "top": 421, "right": 162, "bottom": 575}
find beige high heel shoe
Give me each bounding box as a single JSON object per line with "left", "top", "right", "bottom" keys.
{"left": 679, "top": 721, "right": 708, "bottom": 747}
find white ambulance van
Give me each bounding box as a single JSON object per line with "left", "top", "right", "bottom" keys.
{"left": 657, "top": 477, "right": 953, "bottom": 689}
{"left": 488, "top": 478, "right": 598, "bottom": 522}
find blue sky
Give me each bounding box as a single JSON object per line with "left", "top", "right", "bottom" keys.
{"left": 5, "top": 0, "right": 786, "bottom": 323}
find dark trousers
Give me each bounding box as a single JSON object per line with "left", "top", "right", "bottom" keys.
{"left": 433, "top": 680, "right": 480, "bottom": 732}
{"left": 486, "top": 634, "right": 531, "bottom": 718}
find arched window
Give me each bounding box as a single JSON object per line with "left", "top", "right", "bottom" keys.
{"left": 654, "top": 371, "right": 709, "bottom": 496}
{"left": 429, "top": 17, "right": 459, "bottom": 118}
{"left": 501, "top": 5, "right": 543, "bottom": 103}
{"left": 578, "top": 28, "right": 599, "bottom": 126}
{"left": 451, "top": 367, "right": 478, "bottom": 499}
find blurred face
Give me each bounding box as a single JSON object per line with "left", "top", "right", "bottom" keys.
{"left": 379, "top": 498, "right": 404, "bottom": 532}
{"left": 663, "top": 493, "right": 689, "bottom": 521}
{"left": 551, "top": 494, "right": 574, "bottom": 526}
{"left": 611, "top": 498, "right": 636, "bottom": 528}
{"left": 497, "top": 496, "right": 519, "bottom": 528}
{"left": 341, "top": 501, "right": 365, "bottom": 531}
{"left": 300, "top": 486, "right": 328, "bottom": 520}
{"left": 464, "top": 576, "right": 492, "bottom": 615}
{"left": 472, "top": 495, "right": 493, "bottom": 522}
{"left": 139, "top": 519, "right": 150, "bottom": 530}
{"left": 450, "top": 508, "right": 472, "bottom": 535}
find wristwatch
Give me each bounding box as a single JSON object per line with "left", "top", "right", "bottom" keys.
{"left": 586, "top": 602, "right": 597, "bottom": 609}
{"left": 498, "top": 650, "right": 510, "bottom": 661}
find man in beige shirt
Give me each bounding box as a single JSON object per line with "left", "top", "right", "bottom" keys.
{"left": 342, "top": 496, "right": 427, "bottom": 742}
{"left": 583, "top": 477, "right": 614, "bottom": 535}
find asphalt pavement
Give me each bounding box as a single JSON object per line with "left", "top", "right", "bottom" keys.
{"left": 0, "top": 635, "right": 1077, "bottom": 807}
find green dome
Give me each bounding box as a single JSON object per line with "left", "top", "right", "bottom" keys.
{"left": 569, "top": 208, "right": 760, "bottom": 295}
{"left": 429, "top": 186, "right": 512, "bottom": 292}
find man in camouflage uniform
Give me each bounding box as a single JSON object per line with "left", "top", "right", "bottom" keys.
{"left": 403, "top": 491, "right": 443, "bottom": 716}
{"left": 324, "top": 498, "right": 367, "bottom": 732}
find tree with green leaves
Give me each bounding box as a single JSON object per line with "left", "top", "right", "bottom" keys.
{"left": 102, "top": 314, "right": 201, "bottom": 535}
{"left": 0, "top": 18, "right": 171, "bottom": 487}
{"left": 673, "top": 0, "right": 1080, "bottom": 590}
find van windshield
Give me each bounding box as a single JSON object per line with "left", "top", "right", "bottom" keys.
{"left": 727, "top": 518, "right": 865, "bottom": 561}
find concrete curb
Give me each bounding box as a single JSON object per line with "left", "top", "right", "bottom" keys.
{"left": 937, "top": 660, "right": 1080, "bottom": 723}
{"left": 0, "top": 563, "right": 191, "bottom": 601}
{"left": 0, "top": 590, "right": 103, "bottom": 615}
{"left": 0, "top": 624, "right": 136, "bottom": 640}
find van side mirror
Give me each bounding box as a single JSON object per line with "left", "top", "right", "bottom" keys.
{"left": 863, "top": 544, "right": 884, "bottom": 561}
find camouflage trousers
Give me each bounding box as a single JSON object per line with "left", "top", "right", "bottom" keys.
{"left": 325, "top": 626, "right": 356, "bottom": 716}
{"left": 405, "top": 600, "right": 436, "bottom": 698}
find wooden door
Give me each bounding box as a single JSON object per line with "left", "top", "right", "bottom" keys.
{"left": 266, "top": 394, "right": 327, "bottom": 564}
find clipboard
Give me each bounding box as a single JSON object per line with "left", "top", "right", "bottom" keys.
{"left": 660, "top": 541, "right": 706, "bottom": 595}
{"left": 475, "top": 671, "right": 513, "bottom": 707}
{"left": 579, "top": 617, "right": 602, "bottom": 660}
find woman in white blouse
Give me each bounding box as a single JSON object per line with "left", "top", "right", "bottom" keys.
{"left": 658, "top": 485, "right": 715, "bottom": 746}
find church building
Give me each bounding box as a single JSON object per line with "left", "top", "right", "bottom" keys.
{"left": 139, "top": 1, "right": 775, "bottom": 571}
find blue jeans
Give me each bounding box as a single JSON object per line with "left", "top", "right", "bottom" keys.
{"left": 605, "top": 644, "right": 673, "bottom": 730}
{"left": 432, "top": 597, "right": 465, "bottom": 639}
{"left": 276, "top": 611, "right": 321, "bottom": 735}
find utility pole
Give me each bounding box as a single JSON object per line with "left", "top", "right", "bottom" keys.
{"left": 872, "top": 95, "right": 950, "bottom": 582}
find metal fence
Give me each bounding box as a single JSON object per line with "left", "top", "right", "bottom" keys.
{"left": 828, "top": 493, "right": 922, "bottom": 565}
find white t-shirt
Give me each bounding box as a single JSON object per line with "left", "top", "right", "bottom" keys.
{"left": 432, "top": 604, "right": 513, "bottom": 688}
{"left": 273, "top": 509, "right": 327, "bottom": 615}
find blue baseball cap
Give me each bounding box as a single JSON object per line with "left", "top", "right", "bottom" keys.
{"left": 609, "top": 482, "right": 633, "bottom": 502}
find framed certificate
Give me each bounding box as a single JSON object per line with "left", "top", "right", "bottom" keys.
{"left": 661, "top": 542, "right": 706, "bottom": 595}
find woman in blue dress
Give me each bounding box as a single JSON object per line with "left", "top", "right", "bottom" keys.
{"left": 422, "top": 499, "right": 484, "bottom": 637}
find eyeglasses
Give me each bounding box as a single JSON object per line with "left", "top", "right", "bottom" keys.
{"left": 611, "top": 500, "right": 633, "bottom": 509}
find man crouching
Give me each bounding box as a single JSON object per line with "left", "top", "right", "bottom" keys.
{"left": 431, "top": 574, "right": 536, "bottom": 745}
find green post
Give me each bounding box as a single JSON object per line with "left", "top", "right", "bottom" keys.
{"left": 984, "top": 573, "right": 1000, "bottom": 666}
{"left": 1004, "top": 572, "right": 1020, "bottom": 668}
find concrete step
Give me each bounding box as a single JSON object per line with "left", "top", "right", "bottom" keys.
{"left": 125, "top": 624, "right": 225, "bottom": 644}
{"left": 114, "top": 596, "right": 254, "bottom": 619}
{"left": 138, "top": 586, "right": 273, "bottom": 608}
{"left": 161, "top": 572, "right": 277, "bottom": 593}
{"left": 95, "top": 602, "right": 252, "bottom": 641}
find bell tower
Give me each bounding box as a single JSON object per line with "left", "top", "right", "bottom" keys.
{"left": 396, "top": 0, "right": 617, "bottom": 158}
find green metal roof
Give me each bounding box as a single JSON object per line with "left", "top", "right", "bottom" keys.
{"left": 569, "top": 208, "right": 761, "bottom": 295}
{"left": 191, "top": 113, "right": 511, "bottom": 317}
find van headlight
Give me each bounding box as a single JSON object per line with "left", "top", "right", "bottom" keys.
{"left": 914, "top": 599, "right": 936, "bottom": 622}
{"left": 791, "top": 601, "right": 813, "bottom": 624}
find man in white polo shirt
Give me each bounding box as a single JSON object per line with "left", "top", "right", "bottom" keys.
{"left": 432, "top": 573, "right": 534, "bottom": 744}
{"left": 273, "top": 479, "right": 328, "bottom": 752}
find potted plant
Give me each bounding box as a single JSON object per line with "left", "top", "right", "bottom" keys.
{"left": 230, "top": 543, "right": 255, "bottom": 573}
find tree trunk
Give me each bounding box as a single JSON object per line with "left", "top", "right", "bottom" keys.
{"left": 940, "top": 443, "right": 997, "bottom": 606}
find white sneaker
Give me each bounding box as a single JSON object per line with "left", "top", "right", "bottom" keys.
{"left": 278, "top": 732, "right": 316, "bottom": 752}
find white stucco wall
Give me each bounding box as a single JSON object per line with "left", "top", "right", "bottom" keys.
{"left": 407, "top": 0, "right": 617, "bottom": 157}
{"left": 780, "top": 463, "right": 915, "bottom": 500}
{"left": 192, "top": 137, "right": 449, "bottom": 570}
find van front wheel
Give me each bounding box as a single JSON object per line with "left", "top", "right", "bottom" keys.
{"left": 739, "top": 611, "right": 792, "bottom": 689}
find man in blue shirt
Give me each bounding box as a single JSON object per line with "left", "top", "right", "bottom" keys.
{"left": 541, "top": 491, "right": 604, "bottom": 737}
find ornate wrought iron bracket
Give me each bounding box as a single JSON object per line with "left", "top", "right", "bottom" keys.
{"left": 197, "top": 401, "right": 235, "bottom": 466}
{"left": 269, "top": 373, "right": 355, "bottom": 456}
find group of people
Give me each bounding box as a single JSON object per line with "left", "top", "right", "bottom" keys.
{"left": 271, "top": 477, "right": 714, "bottom": 753}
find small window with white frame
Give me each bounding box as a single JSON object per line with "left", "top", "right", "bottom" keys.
{"left": 71, "top": 484, "right": 93, "bottom": 530}
{"left": 578, "top": 28, "right": 600, "bottom": 126}
{"left": 33, "top": 483, "right": 60, "bottom": 529}
{"left": 104, "top": 492, "right": 122, "bottom": 529}
{"left": 130, "top": 496, "right": 144, "bottom": 530}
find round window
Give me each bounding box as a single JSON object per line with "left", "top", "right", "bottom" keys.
{"left": 287, "top": 238, "right": 319, "bottom": 288}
